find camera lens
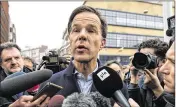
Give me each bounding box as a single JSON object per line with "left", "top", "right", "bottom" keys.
{"left": 132, "top": 52, "right": 149, "bottom": 69}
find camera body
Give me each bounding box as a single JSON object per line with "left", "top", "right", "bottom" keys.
{"left": 166, "top": 15, "right": 175, "bottom": 37}
{"left": 40, "top": 51, "right": 69, "bottom": 73}
{"left": 132, "top": 52, "right": 158, "bottom": 70}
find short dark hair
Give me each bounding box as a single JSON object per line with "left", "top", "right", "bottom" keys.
{"left": 104, "top": 60, "right": 123, "bottom": 70}
{"left": 23, "top": 56, "right": 35, "bottom": 65}
{"left": 138, "top": 39, "right": 169, "bottom": 59}
{"left": 67, "top": 5, "right": 107, "bottom": 39}
{"left": 0, "top": 42, "right": 21, "bottom": 63}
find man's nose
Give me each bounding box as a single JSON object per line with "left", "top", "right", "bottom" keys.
{"left": 78, "top": 29, "right": 87, "bottom": 41}
{"left": 11, "top": 58, "right": 17, "bottom": 64}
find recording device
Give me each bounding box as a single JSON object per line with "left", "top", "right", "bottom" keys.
{"left": 93, "top": 66, "right": 130, "bottom": 107}
{"left": 62, "top": 92, "right": 97, "bottom": 107}
{"left": 48, "top": 95, "right": 65, "bottom": 107}
{"left": 37, "top": 50, "right": 69, "bottom": 73}
{"left": 132, "top": 52, "right": 158, "bottom": 70}
{"left": 166, "top": 15, "right": 175, "bottom": 37}
{"left": 32, "top": 82, "right": 63, "bottom": 101}
{"left": 0, "top": 69, "right": 53, "bottom": 97}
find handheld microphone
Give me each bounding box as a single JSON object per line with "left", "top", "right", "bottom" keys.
{"left": 90, "top": 91, "right": 111, "bottom": 107}
{"left": 0, "top": 69, "right": 53, "bottom": 97}
{"left": 48, "top": 95, "right": 65, "bottom": 107}
{"left": 93, "top": 66, "right": 130, "bottom": 107}
{"left": 4, "top": 71, "right": 26, "bottom": 80}
{"left": 62, "top": 92, "right": 97, "bottom": 107}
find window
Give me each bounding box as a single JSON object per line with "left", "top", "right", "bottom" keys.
{"left": 106, "top": 32, "right": 163, "bottom": 48}
{"left": 97, "top": 8, "right": 163, "bottom": 30}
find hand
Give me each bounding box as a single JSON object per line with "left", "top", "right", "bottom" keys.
{"left": 144, "top": 68, "right": 163, "bottom": 97}
{"left": 113, "top": 98, "right": 140, "bottom": 107}
{"left": 130, "top": 66, "right": 140, "bottom": 84}
{"left": 9, "top": 95, "right": 50, "bottom": 107}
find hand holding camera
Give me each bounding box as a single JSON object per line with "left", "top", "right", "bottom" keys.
{"left": 144, "top": 69, "right": 163, "bottom": 97}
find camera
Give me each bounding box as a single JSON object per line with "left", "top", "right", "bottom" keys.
{"left": 37, "top": 50, "right": 69, "bottom": 73}
{"left": 132, "top": 52, "right": 158, "bottom": 70}
{"left": 166, "top": 15, "right": 175, "bottom": 37}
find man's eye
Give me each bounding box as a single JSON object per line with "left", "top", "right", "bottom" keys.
{"left": 88, "top": 29, "right": 95, "bottom": 33}
{"left": 72, "top": 28, "right": 80, "bottom": 32}
{"left": 5, "top": 59, "right": 11, "bottom": 62}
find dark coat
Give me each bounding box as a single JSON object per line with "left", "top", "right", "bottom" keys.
{"left": 39, "top": 60, "right": 129, "bottom": 99}
{"left": 128, "top": 75, "right": 166, "bottom": 107}
{"left": 154, "top": 91, "right": 175, "bottom": 107}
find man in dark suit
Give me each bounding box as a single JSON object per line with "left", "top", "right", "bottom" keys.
{"left": 40, "top": 5, "right": 129, "bottom": 106}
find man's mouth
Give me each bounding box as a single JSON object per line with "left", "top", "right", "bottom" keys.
{"left": 76, "top": 45, "right": 88, "bottom": 52}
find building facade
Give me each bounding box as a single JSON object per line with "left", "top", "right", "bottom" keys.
{"left": 21, "top": 45, "right": 48, "bottom": 64}
{"left": 0, "top": 1, "right": 9, "bottom": 44}
{"left": 60, "top": 1, "right": 175, "bottom": 65}
{"left": 9, "top": 19, "right": 16, "bottom": 43}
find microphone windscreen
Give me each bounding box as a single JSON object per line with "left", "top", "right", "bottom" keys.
{"left": 62, "top": 92, "right": 97, "bottom": 107}
{"left": 93, "top": 66, "right": 123, "bottom": 98}
{"left": 48, "top": 95, "right": 65, "bottom": 107}
{"left": 90, "top": 91, "right": 111, "bottom": 107}
{"left": 4, "top": 71, "right": 26, "bottom": 80}
{"left": 0, "top": 69, "right": 53, "bottom": 97}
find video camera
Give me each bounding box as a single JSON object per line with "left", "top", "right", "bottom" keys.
{"left": 37, "top": 50, "right": 69, "bottom": 73}
{"left": 166, "top": 15, "right": 175, "bottom": 37}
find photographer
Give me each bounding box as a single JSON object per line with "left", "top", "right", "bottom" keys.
{"left": 128, "top": 39, "right": 169, "bottom": 107}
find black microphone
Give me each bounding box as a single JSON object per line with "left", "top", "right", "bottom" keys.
{"left": 93, "top": 66, "right": 130, "bottom": 107}
{"left": 62, "top": 92, "right": 97, "bottom": 107}
{"left": 48, "top": 95, "right": 65, "bottom": 107}
{"left": 166, "top": 29, "right": 174, "bottom": 37}
{"left": 4, "top": 71, "right": 26, "bottom": 80}
{"left": 90, "top": 91, "right": 111, "bottom": 107}
{"left": 0, "top": 69, "right": 53, "bottom": 97}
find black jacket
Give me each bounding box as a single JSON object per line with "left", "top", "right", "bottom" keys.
{"left": 128, "top": 76, "right": 166, "bottom": 107}
{"left": 154, "top": 92, "right": 175, "bottom": 107}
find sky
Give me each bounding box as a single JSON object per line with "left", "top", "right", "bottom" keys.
{"left": 9, "top": 1, "right": 83, "bottom": 50}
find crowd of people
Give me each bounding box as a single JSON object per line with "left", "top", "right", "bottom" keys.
{"left": 0, "top": 5, "right": 175, "bottom": 107}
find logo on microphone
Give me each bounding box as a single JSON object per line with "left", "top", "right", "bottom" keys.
{"left": 97, "top": 69, "right": 110, "bottom": 81}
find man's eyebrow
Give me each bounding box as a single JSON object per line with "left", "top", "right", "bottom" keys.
{"left": 87, "top": 24, "right": 98, "bottom": 29}
{"left": 167, "top": 56, "right": 175, "bottom": 63}
{"left": 71, "top": 24, "right": 79, "bottom": 28}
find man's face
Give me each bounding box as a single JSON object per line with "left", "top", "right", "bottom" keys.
{"left": 159, "top": 42, "right": 175, "bottom": 93}
{"left": 0, "top": 47, "right": 24, "bottom": 73}
{"left": 69, "top": 12, "right": 105, "bottom": 63}
{"left": 24, "top": 59, "right": 33, "bottom": 70}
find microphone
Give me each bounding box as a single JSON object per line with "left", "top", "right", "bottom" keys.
{"left": 0, "top": 69, "right": 53, "bottom": 97}
{"left": 90, "top": 91, "right": 111, "bottom": 107}
{"left": 4, "top": 71, "right": 26, "bottom": 80}
{"left": 62, "top": 92, "right": 97, "bottom": 107}
{"left": 48, "top": 95, "right": 65, "bottom": 107}
{"left": 93, "top": 66, "right": 130, "bottom": 107}
{"left": 166, "top": 29, "right": 174, "bottom": 37}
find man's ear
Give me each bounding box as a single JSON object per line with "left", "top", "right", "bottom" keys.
{"left": 100, "top": 39, "right": 106, "bottom": 50}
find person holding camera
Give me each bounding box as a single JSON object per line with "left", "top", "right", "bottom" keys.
{"left": 128, "top": 39, "right": 169, "bottom": 107}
